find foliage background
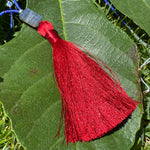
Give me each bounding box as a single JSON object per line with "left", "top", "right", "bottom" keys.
{"left": 0, "top": 0, "right": 149, "bottom": 149}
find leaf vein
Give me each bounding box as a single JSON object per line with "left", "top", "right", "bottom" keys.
{"left": 25, "top": 100, "right": 61, "bottom": 139}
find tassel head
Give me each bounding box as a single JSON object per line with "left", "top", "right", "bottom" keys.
{"left": 38, "top": 21, "right": 60, "bottom": 46}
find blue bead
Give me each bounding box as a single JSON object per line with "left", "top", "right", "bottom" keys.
{"left": 19, "top": 8, "right": 42, "bottom": 28}
{"left": 6, "top": 1, "right": 13, "bottom": 8}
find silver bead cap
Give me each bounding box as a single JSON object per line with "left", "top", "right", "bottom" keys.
{"left": 19, "top": 8, "right": 42, "bottom": 28}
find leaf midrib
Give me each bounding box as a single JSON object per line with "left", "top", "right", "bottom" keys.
{"left": 58, "top": 0, "right": 67, "bottom": 40}
{"left": 143, "top": 0, "right": 150, "bottom": 9}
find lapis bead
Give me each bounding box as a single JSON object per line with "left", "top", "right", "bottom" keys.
{"left": 19, "top": 8, "right": 42, "bottom": 28}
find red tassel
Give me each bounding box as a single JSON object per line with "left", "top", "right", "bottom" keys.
{"left": 38, "top": 21, "right": 138, "bottom": 143}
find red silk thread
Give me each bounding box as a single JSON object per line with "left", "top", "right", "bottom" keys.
{"left": 38, "top": 21, "right": 138, "bottom": 143}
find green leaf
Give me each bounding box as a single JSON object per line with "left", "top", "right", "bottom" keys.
{"left": 110, "top": 0, "right": 150, "bottom": 36}
{"left": 0, "top": 0, "right": 142, "bottom": 149}
{"left": 143, "top": 96, "right": 150, "bottom": 120}
{"left": 145, "top": 120, "right": 150, "bottom": 150}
